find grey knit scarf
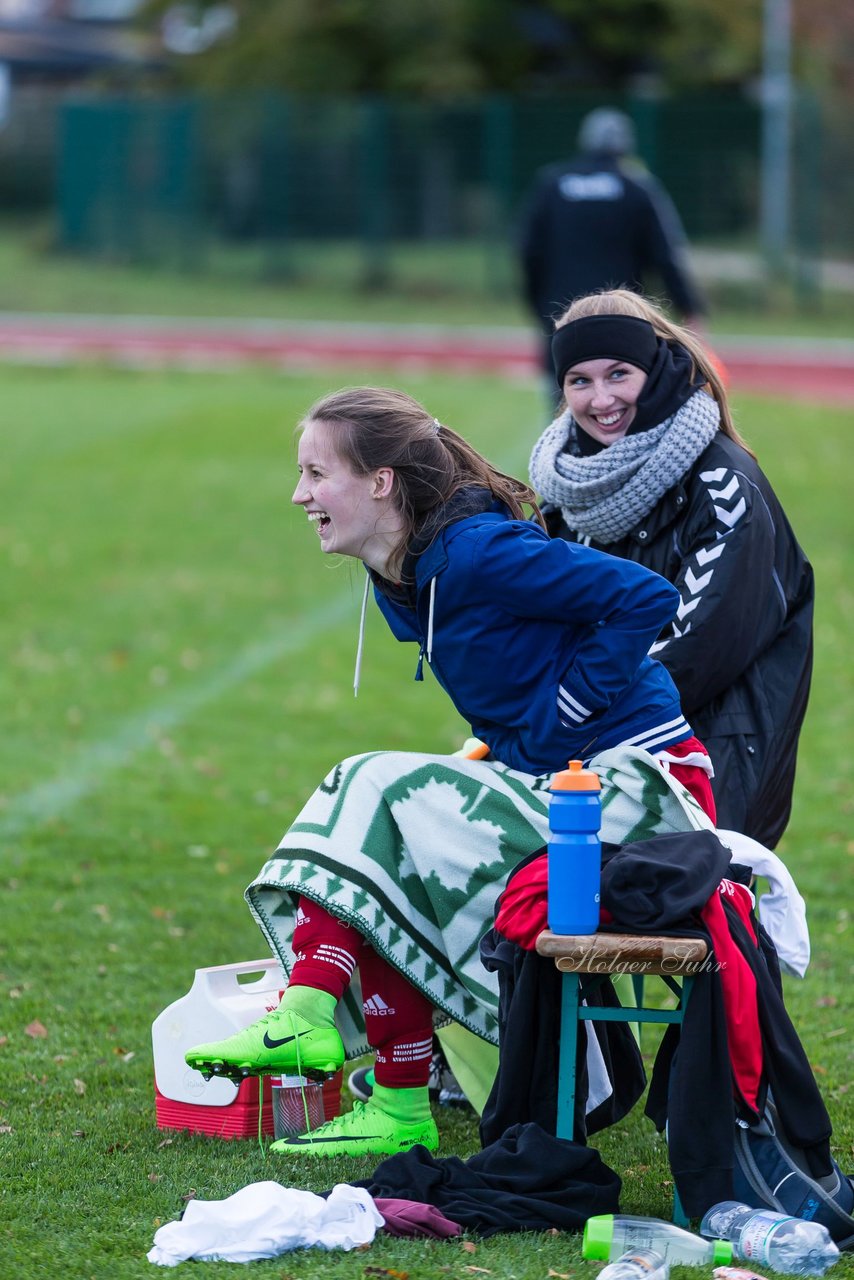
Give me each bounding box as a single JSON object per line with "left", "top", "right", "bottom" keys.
{"left": 528, "top": 390, "right": 720, "bottom": 544}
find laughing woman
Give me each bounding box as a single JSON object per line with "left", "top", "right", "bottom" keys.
{"left": 529, "top": 290, "right": 814, "bottom": 847}
{"left": 185, "top": 386, "right": 717, "bottom": 1160}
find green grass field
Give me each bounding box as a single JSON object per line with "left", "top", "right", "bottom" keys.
{"left": 1, "top": 360, "right": 852, "bottom": 1279}
{"left": 3, "top": 218, "right": 854, "bottom": 339}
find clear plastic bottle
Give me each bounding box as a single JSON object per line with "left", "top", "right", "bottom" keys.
{"left": 700, "top": 1201, "right": 840, "bottom": 1276}
{"left": 583, "top": 1214, "right": 733, "bottom": 1267}
{"left": 598, "top": 1247, "right": 670, "bottom": 1280}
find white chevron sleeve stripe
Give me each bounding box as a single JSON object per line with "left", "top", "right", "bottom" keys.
{"left": 709, "top": 475, "right": 740, "bottom": 502}
{"left": 676, "top": 596, "right": 702, "bottom": 620}
{"left": 714, "top": 496, "right": 747, "bottom": 528}
{"left": 684, "top": 566, "right": 714, "bottom": 593}
{"left": 696, "top": 543, "right": 725, "bottom": 566}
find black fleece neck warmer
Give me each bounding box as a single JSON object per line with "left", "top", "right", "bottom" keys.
{"left": 629, "top": 339, "right": 704, "bottom": 434}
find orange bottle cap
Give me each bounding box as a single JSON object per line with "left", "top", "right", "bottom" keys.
{"left": 551, "top": 759, "right": 601, "bottom": 791}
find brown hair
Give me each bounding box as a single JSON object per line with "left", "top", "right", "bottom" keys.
{"left": 301, "top": 386, "right": 544, "bottom": 575}
{"left": 556, "top": 289, "right": 754, "bottom": 454}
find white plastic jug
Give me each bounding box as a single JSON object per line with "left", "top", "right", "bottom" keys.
{"left": 152, "top": 958, "right": 284, "bottom": 1113}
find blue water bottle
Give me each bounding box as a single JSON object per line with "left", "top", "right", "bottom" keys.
{"left": 548, "top": 759, "right": 602, "bottom": 934}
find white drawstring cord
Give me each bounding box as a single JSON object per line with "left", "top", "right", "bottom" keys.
{"left": 353, "top": 571, "right": 371, "bottom": 697}
{"left": 426, "top": 576, "right": 436, "bottom": 666}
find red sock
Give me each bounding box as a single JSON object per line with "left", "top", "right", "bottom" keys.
{"left": 358, "top": 944, "right": 434, "bottom": 1089}
{"left": 288, "top": 897, "right": 365, "bottom": 1002}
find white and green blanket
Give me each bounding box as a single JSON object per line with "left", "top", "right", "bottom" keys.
{"left": 246, "top": 746, "right": 712, "bottom": 1060}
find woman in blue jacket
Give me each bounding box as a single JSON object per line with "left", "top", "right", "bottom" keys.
{"left": 185, "top": 385, "right": 715, "bottom": 1160}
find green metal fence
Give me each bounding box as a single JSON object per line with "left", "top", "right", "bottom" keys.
{"left": 53, "top": 88, "right": 849, "bottom": 296}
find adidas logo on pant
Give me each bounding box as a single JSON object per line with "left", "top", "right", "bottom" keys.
{"left": 363, "top": 993, "right": 395, "bottom": 1016}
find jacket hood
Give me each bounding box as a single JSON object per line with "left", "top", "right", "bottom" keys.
{"left": 355, "top": 486, "right": 501, "bottom": 695}
{"left": 376, "top": 485, "right": 497, "bottom": 610}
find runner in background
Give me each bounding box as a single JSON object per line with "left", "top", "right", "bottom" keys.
{"left": 518, "top": 107, "right": 707, "bottom": 409}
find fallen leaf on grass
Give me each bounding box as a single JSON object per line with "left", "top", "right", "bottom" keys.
{"left": 0, "top": 1036, "right": 8, "bottom": 1047}
{"left": 92, "top": 903, "right": 111, "bottom": 923}
{"left": 461, "top": 1242, "right": 477, "bottom": 1254}
{"left": 463, "top": 1269, "right": 492, "bottom": 1275}
{"left": 0, "top": 1125, "right": 13, "bottom": 1134}
{"left": 364, "top": 1269, "right": 409, "bottom": 1279}
{"left": 25, "top": 1020, "right": 48, "bottom": 1039}
{"left": 815, "top": 995, "right": 838, "bottom": 1008}
{"left": 157, "top": 1138, "right": 173, "bottom": 1149}
{"left": 148, "top": 1172, "right": 161, "bottom": 1183}
{"left": 181, "top": 1190, "right": 197, "bottom": 1202}
{"left": 72, "top": 1129, "right": 86, "bottom": 1138}
{"left": 106, "top": 1141, "right": 131, "bottom": 1154}
{"left": 548, "top": 1270, "right": 571, "bottom": 1278}
{"left": 73, "top": 1078, "right": 86, "bottom": 1096}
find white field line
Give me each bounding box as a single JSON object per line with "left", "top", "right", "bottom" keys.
{"left": 1, "top": 593, "right": 354, "bottom": 841}
{"left": 2, "top": 441, "right": 533, "bottom": 842}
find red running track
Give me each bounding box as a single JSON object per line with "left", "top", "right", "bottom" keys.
{"left": 0, "top": 315, "right": 852, "bottom": 405}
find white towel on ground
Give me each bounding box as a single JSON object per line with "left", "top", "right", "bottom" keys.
{"left": 147, "top": 1181, "right": 383, "bottom": 1266}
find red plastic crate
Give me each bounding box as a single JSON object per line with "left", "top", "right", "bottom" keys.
{"left": 154, "top": 1070, "right": 342, "bottom": 1140}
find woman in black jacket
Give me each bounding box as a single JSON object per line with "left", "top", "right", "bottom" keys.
{"left": 529, "top": 289, "right": 814, "bottom": 848}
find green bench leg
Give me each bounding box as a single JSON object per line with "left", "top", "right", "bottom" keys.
{"left": 556, "top": 970, "right": 696, "bottom": 1225}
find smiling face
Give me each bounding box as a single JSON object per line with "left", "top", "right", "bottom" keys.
{"left": 563, "top": 357, "right": 648, "bottom": 446}
{"left": 291, "top": 418, "right": 404, "bottom": 575}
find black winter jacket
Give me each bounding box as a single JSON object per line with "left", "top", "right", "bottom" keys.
{"left": 545, "top": 433, "right": 814, "bottom": 847}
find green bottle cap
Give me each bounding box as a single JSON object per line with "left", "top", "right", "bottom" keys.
{"left": 582, "top": 1215, "right": 614, "bottom": 1260}
{"left": 713, "top": 1240, "right": 734, "bottom": 1265}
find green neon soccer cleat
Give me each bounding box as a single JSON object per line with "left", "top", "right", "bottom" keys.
{"left": 184, "top": 1008, "right": 345, "bottom": 1081}
{"left": 270, "top": 1098, "right": 439, "bottom": 1159}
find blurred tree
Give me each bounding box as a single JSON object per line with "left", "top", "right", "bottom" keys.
{"left": 655, "top": 0, "right": 763, "bottom": 87}
{"left": 142, "top": 0, "right": 843, "bottom": 95}
{"left": 795, "top": 0, "right": 854, "bottom": 90}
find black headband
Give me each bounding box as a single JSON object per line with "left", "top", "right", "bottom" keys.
{"left": 552, "top": 315, "right": 659, "bottom": 388}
